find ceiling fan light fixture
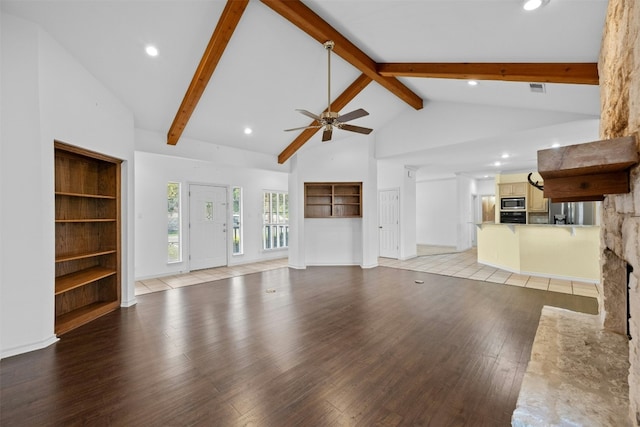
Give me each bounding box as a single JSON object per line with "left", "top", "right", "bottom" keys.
{"left": 284, "top": 40, "right": 373, "bottom": 142}
{"left": 523, "top": 0, "right": 549, "bottom": 11}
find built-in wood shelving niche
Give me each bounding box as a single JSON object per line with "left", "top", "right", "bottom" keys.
{"left": 54, "top": 141, "right": 121, "bottom": 335}
{"left": 304, "top": 182, "right": 362, "bottom": 218}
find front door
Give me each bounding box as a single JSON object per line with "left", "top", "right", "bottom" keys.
{"left": 189, "top": 184, "right": 227, "bottom": 270}
{"left": 379, "top": 189, "right": 400, "bottom": 258}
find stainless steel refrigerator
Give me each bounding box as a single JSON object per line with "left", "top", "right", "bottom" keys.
{"left": 548, "top": 201, "right": 597, "bottom": 225}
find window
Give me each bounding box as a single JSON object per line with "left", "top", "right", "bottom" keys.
{"left": 167, "top": 182, "right": 181, "bottom": 262}
{"left": 232, "top": 187, "right": 243, "bottom": 255}
{"left": 263, "top": 191, "right": 289, "bottom": 250}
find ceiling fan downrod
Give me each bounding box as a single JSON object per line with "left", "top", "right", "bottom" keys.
{"left": 324, "top": 40, "right": 334, "bottom": 115}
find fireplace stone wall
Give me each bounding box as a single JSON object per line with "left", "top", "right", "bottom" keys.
{"left": 599, "top": 0, "right": 640, "bottom": 423}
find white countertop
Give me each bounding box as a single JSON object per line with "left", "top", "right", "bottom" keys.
{"left": 476, "top": 222, "right": 598, "bottom": 229}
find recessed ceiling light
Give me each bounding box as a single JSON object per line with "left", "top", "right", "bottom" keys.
{"left": 484, "top": 175, "right": 489, "bottom": 178}
{"left": 501, "top": 153, "right": 510, "bottom": 159}
{"left": 494, "top": 161, "right": 501, "bottom": 167}
{"left": 244, "top": 127, "right": 253, "bottom": 135}
{"left": 551, "top": 142, "right": 561, "bottom": 148}
{"left": 145, "top": 45, "right": 158, "bottom": 57}
{"left": 523, "top": 0, "right": 549, "bottom": 11}
{"left": 467, "top": 80, "right": 478, "bottom": 86}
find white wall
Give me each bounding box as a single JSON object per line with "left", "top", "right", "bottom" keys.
{"left": 377, "top": 162, "right": 417, "bottom": 260}
{"left": 0, "top": 5, "right": 4, "bottom": 355}
{"left": 135, "top": 128, "right": 287, "bottom": 173}
{"left": 477, "top": 178, "right": 495, "bottom": 196}
{"left": 456, "top": 174, "right": 476, "bottom": 251}
{"left": 1, "top": 14, "right": 136, "bottom": 358}
{"left": 134, "top": 146, "right": 288, "bottom": 279}
{"left": 375, "top": 101, "right": 595, "bottom": 159}
{"left": 0, "top": 14, "right": 45, "bottom": 358}
{"left": 292, "top": 135, "right": 377, "bottom": 268}
{"left": 401, "top": 169, "right": 417, "bottom": 259}
{"left": 416, "top": 178, "right": 457, "bottom": 246}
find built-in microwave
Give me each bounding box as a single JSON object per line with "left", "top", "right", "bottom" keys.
{"left": 501, "top": 197, "right": 525, "bottom": 210}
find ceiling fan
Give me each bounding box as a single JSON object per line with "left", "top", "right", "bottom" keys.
{"left": 285, "top": 40, "right": 373, "bottom": 142}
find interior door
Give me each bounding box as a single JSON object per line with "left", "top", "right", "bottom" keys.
{"left": 189, "top": 184, "right": 227, "bottom": 270}
{"left": 379, "top": 189, "right": 400, "bottom": 258}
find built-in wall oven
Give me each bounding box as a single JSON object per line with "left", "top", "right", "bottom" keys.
{"left": 500, "top": 211, "right": 526, "bottom": 224}
{"left": 501, "top": 197, "right": 525, "bottom": 211}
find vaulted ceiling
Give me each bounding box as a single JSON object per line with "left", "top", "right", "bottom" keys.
{"left": 1, "top": 0, "right": 608, "bottom": 179}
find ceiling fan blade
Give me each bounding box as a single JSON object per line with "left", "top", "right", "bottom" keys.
{"left": 284, "top": 125, "right": 322, "bottom": 132}
{"left": 322, "top": 127, "right": 333, "bottom": 142}
{"left": 339, "top": 124, "right": 373, "bottom": 135}
{"left": 337, "top": 108, "right": 369, "bottom": 123}
{"left": 296, "top": 109, "right": 322, "bottom": 121}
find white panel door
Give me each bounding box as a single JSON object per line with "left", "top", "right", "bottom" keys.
{"left": 379, "top": 189, "right": 399, "bottom": 258}
{"left": 189, "top": 184, "right": 227, "bottom": 270}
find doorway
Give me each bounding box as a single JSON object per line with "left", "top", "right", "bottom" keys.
{"left": 481, "top": 195, "right": 496, "bottom": 223}
{"left": 189, "top": 184, "right": 228, "bottom": 270}
{"left": 379, "top": 189, "right": 400, "bottom": 258}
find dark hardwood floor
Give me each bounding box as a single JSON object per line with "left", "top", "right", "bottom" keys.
{"left": 1, "top": 266, "right": 597, "bottom": 426}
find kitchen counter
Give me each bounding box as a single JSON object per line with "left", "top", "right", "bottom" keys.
{"left": 478, "top": 222, "right": 597, "bottom": 229}
{"left": 476, "top": 223, "right": 600, "bottom": 282}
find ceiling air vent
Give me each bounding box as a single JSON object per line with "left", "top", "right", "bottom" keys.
{"left": 529, "top": 83, "right": 546, "bottom": 93}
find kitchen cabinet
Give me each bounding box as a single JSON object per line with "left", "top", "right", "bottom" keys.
{"left": 304, "top": 182, "right": 362, "bottom": 218}
{"left": 499, "top": 182, "right": 527, "bottom": 197}
{"left": 54, "top": 141, "right": 121, "bottom": 335}
{"left": 528, "top": 184, "right": 548, "bottom": 212}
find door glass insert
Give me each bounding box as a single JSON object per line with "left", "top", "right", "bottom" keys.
{"left": 167, "top": 182, "right": 181, "bottom": 263}
{"left": 205, "top": 201, "right": 213, "bottom": 221}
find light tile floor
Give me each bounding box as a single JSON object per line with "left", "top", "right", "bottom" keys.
{"left": 135, "top": 248, "right": 599, "bottom": 298}
{"left": 377, "top": 248, "right": 598, "bottom": 298}
{"left": 135, "top": 258, "right": 289, "bottom": 295}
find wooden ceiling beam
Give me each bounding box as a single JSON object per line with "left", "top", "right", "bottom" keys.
{"left": 377, "top": 62, "right": 599, "bottom": 85}
{"left": 260, "top": 0, "right": 423, "bottom": 110}
{"left": 167, "top": 0, "right": 249, "bottom": 145}
{"left": 278, "top": 74, "right": 372, "bottom": 164}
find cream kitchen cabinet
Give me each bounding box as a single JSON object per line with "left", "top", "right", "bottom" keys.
{"left": 527, "top": 184, "right": 548, "bottom": 212}
{"left": 499, "top": 182, "right": 527, "bottom": 197}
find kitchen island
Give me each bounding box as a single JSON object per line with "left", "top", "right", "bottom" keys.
{"left": 476, "top": 223, "right": 600, "bottom": 283}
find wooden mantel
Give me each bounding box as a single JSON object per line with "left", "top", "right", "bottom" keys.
{"left": 537, "top": 135, "right": 638, "bottom": 202}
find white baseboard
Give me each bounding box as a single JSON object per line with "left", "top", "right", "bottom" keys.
{"left": 1, "top": 335, "right": 59, "bottom": 359}
{"left": 121, "top": 297, "right": 137, "bottom": 308}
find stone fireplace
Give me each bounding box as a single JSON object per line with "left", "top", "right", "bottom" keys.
{"left": 599, "top": 0, "right": 640, "bottom": 424}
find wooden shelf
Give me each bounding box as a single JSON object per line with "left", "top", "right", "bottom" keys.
{"left": 56, "top": 249, "right": 117, "bottom": 263}
{"left": 54, "top": 301, "right": 120, "bottom": 335}
{"left": 304, "top": 182, "right": 362, "bottom": 218}
{"left": 56, "top": 191, "right": 116, "bottom": 199}
{"left": 55, "top": 266, "right": 116, "bottom": 295}
{"left": 54, "top": 141, "right": 121, "bottom": 335}
{"left": 55, "top": 219, "right": 116, "bottom": 223}
{"left": 538, "top": 135, "right": 638, "bottom": 202}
